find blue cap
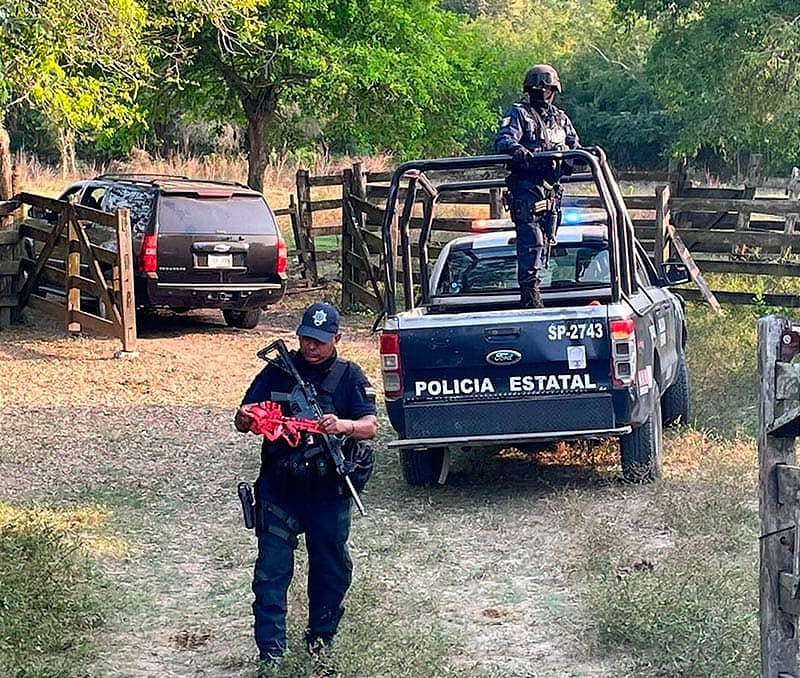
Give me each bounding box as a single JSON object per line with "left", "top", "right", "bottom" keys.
{"left": 297, "top": 302, "right": 340, "bottom": 342}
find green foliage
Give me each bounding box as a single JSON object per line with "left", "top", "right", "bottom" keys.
{"left": 562, "top": 11, "right": 676, "bottom": 168}
{"left": 614, "top": 0, "right": 800, "bottom": 170}
{"left": 0, "top": 508, "right": 110, "bottom": 675}
{"left": 0, "top": 0, "right": 148, "bottom": 164}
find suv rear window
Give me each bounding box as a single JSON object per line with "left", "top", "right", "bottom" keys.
{"left": 157, "top": 195, "right": 277, "bottom": 235}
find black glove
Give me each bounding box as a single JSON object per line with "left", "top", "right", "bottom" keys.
{"left": 511, "top": 147, "right": 534, "bottom": 169}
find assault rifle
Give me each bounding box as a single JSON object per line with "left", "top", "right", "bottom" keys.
{"left": 542, "top": 182, "right": 563, "bottom": 269}
{"left": 255, "top": 339, "right": 366, "bottom": 516}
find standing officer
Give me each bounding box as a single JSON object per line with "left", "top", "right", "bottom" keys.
{"left": 234, "top": 302, "right": 378, "bottom": 676}
{"left": 495, "top": 64, "right": 580, "bottom": 308}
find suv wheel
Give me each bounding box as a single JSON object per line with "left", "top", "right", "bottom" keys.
{"left": 223, "top": 308, "right": 261, "bottom": 329}
{"left": 400, "top": 447, "right": 448, "bottom": 486}
{"left": 620, "top": 385, "right": 663, "bottom": 483}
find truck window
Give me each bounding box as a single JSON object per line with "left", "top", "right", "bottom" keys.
{"left": 436, "top": 241, "right": 610, "bottom": 296}
{"left": 436, "top": 247, "right": 518, "bottom": 294}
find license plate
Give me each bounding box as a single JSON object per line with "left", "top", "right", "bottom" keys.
{"left": 207, "top": 254, "right": 232, "bottom": 268}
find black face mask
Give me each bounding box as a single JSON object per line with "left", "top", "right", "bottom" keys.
{"left": 529, "top": 87, "right": 554, "bottom": 109}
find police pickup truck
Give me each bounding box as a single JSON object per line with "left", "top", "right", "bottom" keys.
{"left": 377, "top": 149, "right": 690, "bottom": 485}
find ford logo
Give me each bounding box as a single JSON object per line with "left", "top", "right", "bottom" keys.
{"left": 486, "top": 349, "right": 522, "bottom": 366}
{"left": 213, "top": 243, "right": 231, "bottom": 252}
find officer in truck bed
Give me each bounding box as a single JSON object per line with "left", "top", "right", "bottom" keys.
{"left": 495, "top": 64, "right": 580, "bottom": 308}
{"left": 234, "top": 302, "right": 378, "bottom": 676}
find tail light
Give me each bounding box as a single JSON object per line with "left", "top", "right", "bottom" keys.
{"left": 610, "top": 318, "right": 636, "bottom": 387}
{"left": 139, "top": 234, "right": 157, "bottom": 273}
{"left": 276, "top": 235, "right": 288, "bottom": 275}
{"left": 379, "top": 331, "right": 403, "bottom": 400}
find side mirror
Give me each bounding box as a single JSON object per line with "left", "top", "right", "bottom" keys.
{"left": 660, "top": 261, "right": 690, "bottom": 286}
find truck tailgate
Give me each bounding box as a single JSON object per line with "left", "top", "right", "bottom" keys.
{"left": 396, "top": 306, "right": 616, "bottom": 440}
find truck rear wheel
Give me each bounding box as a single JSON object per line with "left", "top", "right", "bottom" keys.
{"left": 400, "top": 447, "right": 447, "bottom": 486}
{"left": 620, "top": 386, "right": 663, "bottom": 483}
{"left": 223, "top": 308, "right": 261, "bottom": 329}
{"left": 662, "top": 354, "right": 690, "bottom": 427}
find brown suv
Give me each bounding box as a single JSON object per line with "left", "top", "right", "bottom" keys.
{"left": 44, "top": 174, "right": 288, "bottom": 328}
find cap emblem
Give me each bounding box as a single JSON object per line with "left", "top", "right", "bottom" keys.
{"left": 312, "top": 309, "right": 328, "bottom": 326}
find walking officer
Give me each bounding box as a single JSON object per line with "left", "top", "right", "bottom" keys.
{"left": 495, "top": 64, "right": 580, "bottom": 308}
{"left": 234, "top": 302, "right": 378, "bottom": 676}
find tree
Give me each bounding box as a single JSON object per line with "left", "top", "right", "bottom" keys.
{"left": 0, "top": 0, "right": 147, "bottom": 185}
{"left": 614, "top": 0, "right": 800, "bottom": 169}
{"left": 146, "top": 0, "right": 505, "bottom": 190}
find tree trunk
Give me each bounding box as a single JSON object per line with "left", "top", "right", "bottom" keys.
{"left": 57, "top": 127, "right": 77, "bottom": 178}
{"left": 246, "top": 116, "right": 269, "bottom": 193}
{"left": 0, "top": 119, "right": 13, "bottom": 202}
{"left": 242, "top": 87, "right": 278, "bottom": 194}
{"left": 0, "top": 118, "right": 13, "bottom": 229}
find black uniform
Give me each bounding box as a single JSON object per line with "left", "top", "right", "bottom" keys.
{"left": 495, "top": 102, "right": 579, "bottom": 298}
{"left": 241, "top": 349, "right": 376, "bottom": 661}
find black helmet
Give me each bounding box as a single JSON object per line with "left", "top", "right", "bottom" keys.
{"left": 523, "top": 64, "right": 562, "bottom": 93}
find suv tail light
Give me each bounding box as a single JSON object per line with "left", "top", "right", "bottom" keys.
{"left": 277, "top": 235, "right": 288, "bottom": 275}
{"left": 379, "top": 331, "right": 403, "bottom": 400}
{"left": 610, "top": 318, "right": 636, "bottom": 387}
{"left": 139, "top": 234, "right": 157, "bottom": 273}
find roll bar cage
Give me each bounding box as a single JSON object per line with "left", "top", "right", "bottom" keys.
{"left": 379, "top": 147, "right": 638, "bottom": 316}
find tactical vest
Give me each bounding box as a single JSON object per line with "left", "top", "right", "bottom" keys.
{"left": 514, "top": 103, "right": 569, "bottom": 152}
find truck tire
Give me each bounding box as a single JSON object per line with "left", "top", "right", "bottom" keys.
{"left": 223, "top": 308, "right": 261, "bottom": 329}
{"left": 661, "top": 354, "right": 690, "bottom": 427}
{"left": 400, "top": 447, "right": 447, "bottom": 486}
{"left": 620, "top": 386, "right": 663, "bottom": 483}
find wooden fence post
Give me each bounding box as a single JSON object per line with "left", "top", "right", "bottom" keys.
{"left": 0, "top": 225, "right": 20, "bottom": 328}
{"left": 295, "top": 169, "right": 318, "bottom": 284}
{"left": 758, "top": 314, "right": 800, "bottom": 677}
{"left": 341, "top": 168, "right": 356, "bottom": 309}
{"left": 738, "top": 153, "right": 763, "bottom": 231}
{"left": 65, "top": 200, "right": 81, "bottom": 334}
{"left": 489, "top": 188, "right": 503, "bottom": 219}
{"left": 654, "top": 185, "right": 671, "bottom": 269}
{"left": 115, "top": 207, "right": 137, "bottom": 355}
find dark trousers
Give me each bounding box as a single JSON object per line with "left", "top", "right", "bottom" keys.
{"left": 509, "top": 191, "right": 545, "bottom": 288}
{"left": 252, "top": 481, "right": 353, "bottom": 659}
{"left": 514, "top": 213, "right": 545, "bottom": 288}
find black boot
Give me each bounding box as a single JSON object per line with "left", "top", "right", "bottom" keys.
{"left": 532, "top": 281, "right": 544, "bottom": 308}
{"left": 520, "top": 283, "right": 544, "bottom": 309}
{"left": 257, "top": 654, "right": 283, "bottom": 678}
{"left": 306, "top": 632, "right": 338, "bottom": 677}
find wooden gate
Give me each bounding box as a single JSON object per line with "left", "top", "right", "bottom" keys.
{"left": 14, "top": 192, "right": 137, "bottom": 354}
{"left": 758, "top": 314, "right": 800, "bottom": 676}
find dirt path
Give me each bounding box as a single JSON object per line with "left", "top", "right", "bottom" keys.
{"left": 0, "top": 296, "right": 639, "bottom": 677}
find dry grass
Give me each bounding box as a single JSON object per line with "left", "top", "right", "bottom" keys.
{"left": 1, "top": 290, "right": 762, "bottom": 677}
{"left": 2, "top": 290, "right": 647, "bottom": 678}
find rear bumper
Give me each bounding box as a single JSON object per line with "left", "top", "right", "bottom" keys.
{"left": 385, "top": 391, "right": 634, "bottom": 447}
{"left": 139, "top": 278, "right": 287, "bottom": 309}
{"left": 387, "top": 426, "right": 632, "bottom": 450}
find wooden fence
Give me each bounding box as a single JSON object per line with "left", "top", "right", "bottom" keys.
{"left": 3, "top": 193, "right": 138, "bottom": 354}
{"left": 758, "top": 314, "right": 800, "bottom": 677}
{"left": 289, "top": 157, "right": 800, "bottom": 312}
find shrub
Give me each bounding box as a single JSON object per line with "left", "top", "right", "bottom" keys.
{"left": 0, "top": 504, "right": 112, "bottom": 676}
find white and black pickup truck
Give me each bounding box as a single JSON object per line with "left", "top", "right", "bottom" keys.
{"left": 376, "top": 149, "right": 691, "bottom": 485}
